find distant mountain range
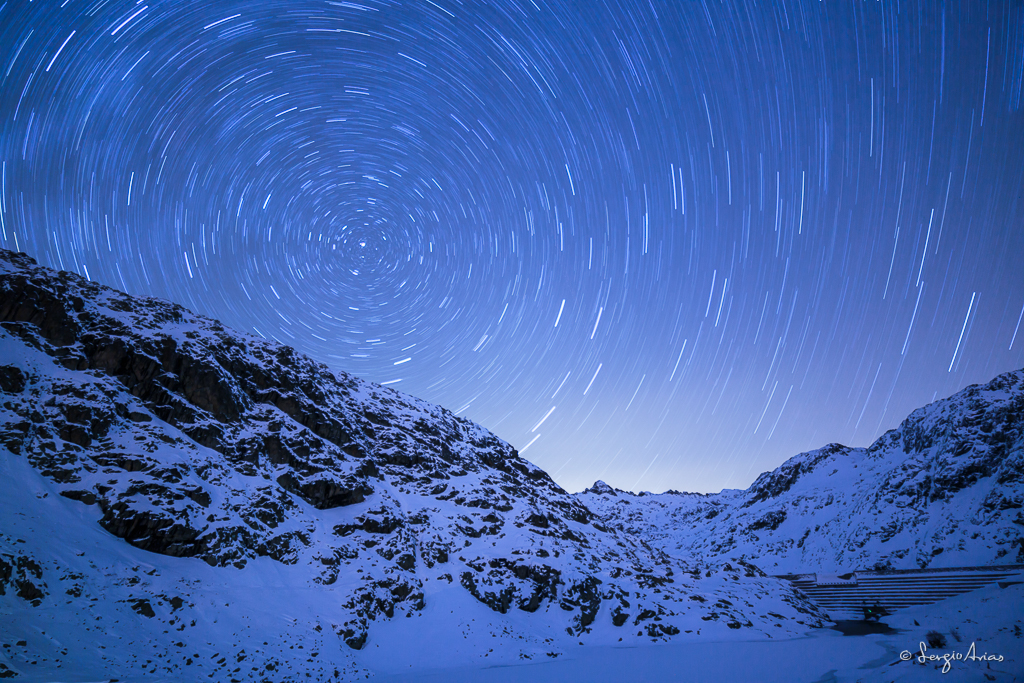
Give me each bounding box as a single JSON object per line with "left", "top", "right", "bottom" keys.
{"left": 0, "top": 250, "right": 824, "bottom": 680}
{"left": 580, "top": 368, "right": 1024, "bottom": 574}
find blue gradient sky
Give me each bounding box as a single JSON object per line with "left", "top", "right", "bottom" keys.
{"left": 1, "top": 0, "right": 1022, "bottom": 493}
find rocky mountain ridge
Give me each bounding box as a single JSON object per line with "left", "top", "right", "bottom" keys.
{"left": 580, "top": 368, "right": 1024, "bottom": 574}
{"left": 0, "top": 249, "right": 823, "bottom": 680}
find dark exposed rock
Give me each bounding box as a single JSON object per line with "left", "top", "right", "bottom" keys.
{"left": 560, "top": 576, "right": 603, "bottom": 633}
{"left": 747, "top": 509, "right": 787, "bottom": 532}
{"left": 0, "top": 552, "right": 47, "bottom": 606}
{"left": 59, "top": 489, "right": 97, "bottom": 505}
{"left": 297, "top": 478, "right": 372, "bottom": 510}
{"left": 336, "top": 576, "right": 424, "bottom": 648}
{"left": 15, "top": 579, "right": 45, "bottom": 605}
{"left": 97, "top": 501, "right": 205, "bottom": 559}
{"left": 344, "top": 630, "right": 367, "bottom": 650}
{"left": 461, "top": 571, "right": 516, "bottom": 614}
{"left": 0, "top": 365, "right": 27, "bottom": 394}
{"left": 260, "top": 531, "right": 309, "bottom": 564}
{"left": 128, "top": 598, "right": 156, "bottom": 618}
{"left": 236, "top": 490, "right": 291, "bottom": 530}
{"left": 333, "top": 511, "right": 402, "bottom": 537}
{"left": 525, "top": 513, "right": 549, "bottom": 528}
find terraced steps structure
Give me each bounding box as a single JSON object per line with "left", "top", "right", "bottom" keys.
{"left": 776, "top": 565, "right": 1024, "bottom": 620}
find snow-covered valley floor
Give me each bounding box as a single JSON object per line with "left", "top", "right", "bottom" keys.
{"left": 368, "top": 630, "right": 883, "bottom": 682}
{"left": 366, "top": 583, "right": 1023, "bottom": 683}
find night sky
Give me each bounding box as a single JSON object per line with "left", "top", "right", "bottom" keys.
{"left": 1, "top": 1, "right": 1022, "bottom": 494}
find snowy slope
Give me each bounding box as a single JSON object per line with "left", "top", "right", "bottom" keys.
{"left": 0, "top": 249, "right": 825, "bottom": 681}
{"left": 580, "top": 370, "right": 1024, "bottom": 574}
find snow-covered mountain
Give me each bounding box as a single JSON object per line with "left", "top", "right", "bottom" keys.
{"left": 0, "top": 249, "right": 824, "bottom": 681}
{"left": 580, "top": 369, "right": 1024, "bottom": 575}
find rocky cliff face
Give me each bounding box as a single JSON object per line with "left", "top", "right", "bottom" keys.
{"left": 581, "top": 370, "right": 1024, "bottom": 574}
{"left": 0, "top": 250, "right": 823, "bottom": 680}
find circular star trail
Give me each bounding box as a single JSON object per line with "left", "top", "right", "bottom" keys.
{"left": 2, "top": 0, "right": 1023, "bottom": 493}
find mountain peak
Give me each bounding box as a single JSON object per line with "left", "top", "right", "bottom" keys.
{"left": 583, "top": 480, "right": 618, "bottom": 496}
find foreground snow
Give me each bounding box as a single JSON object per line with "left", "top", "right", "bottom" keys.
{"left": 369, "top": 583, "right": 1024, "bottom": 682}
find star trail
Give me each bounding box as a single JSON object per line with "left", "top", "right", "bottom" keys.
{"left": 1, "top": 0, "right": 1022, "bottom": 494}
